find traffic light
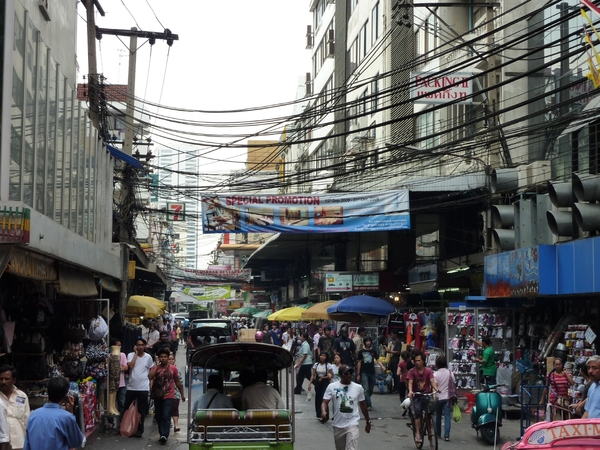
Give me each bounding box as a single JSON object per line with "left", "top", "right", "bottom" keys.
{"left": 491, "top": 204, "right": 515, "bottom": 251}
{"left": 546, "top": 181, "right": 573, "bottom": 237}
{"left": 573, "top": 173, "right": 600, "bottom": 232}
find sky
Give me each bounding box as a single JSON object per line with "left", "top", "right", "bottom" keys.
{"left": 76, "top": 1, "right": 312, "bottom": 270}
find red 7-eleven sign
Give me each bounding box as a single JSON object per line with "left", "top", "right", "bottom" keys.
{"left": 167, "top": 202, "right": 186, "bottom": 221}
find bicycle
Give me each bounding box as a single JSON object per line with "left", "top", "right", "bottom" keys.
{"left": 407, "top": 392, "right": 438, "bottom": 450}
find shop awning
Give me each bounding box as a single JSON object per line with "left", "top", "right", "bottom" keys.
{"left": 59, "top": 263, "right": 98, "bottom": 297}
{"left": 106, "top": 144, "right": 143, "bottom": 169}
{"left": 101, "top": 277, "right": 122, "bottom": 292}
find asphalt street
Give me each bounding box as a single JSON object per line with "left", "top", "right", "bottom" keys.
{"left": 84, "top": 346, "right": 523, "bottom": 450}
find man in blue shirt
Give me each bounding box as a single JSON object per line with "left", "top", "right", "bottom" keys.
{"left": 23, "top": 376, "right": 84, "bottom": 450}
{"left": 583, "top": 355, "right": 600, "bottom": 419}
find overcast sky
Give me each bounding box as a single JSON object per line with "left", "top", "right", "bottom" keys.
{"left": 76, "top": 1, "right": 311, "bottom": 270}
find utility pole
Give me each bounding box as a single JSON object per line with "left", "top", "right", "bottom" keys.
{"left": 123, "top": 29, "right": 137, "bottom": 156}
{"left": 94, "top": 27, "right": 178, "bottom": 154}
{"left": 91, "top": 27, "right": 178, "bottom": 243}
{"left": 83, "top": 0, "right": 104, "bottom": 129}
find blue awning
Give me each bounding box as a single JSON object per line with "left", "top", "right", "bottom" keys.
{"left": 106, "top": 144, "right": 143, "bottom": 169}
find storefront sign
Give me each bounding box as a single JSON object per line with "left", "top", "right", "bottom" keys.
{"left": 410, "top": 72, "right": 474, "bottom": 104}
{"left": 216, "top": 299, "right": 228, "bottom": 313}
{"left": 485, "top": 246, "right": 557, "bottom": 298}
{"left": 200, "top": 190, "right": 410, "bottom": 234}
{"left": 585, "top": 327, "right": 597, "bottom": 345}
{"left": 325, "top": 273, "right": 353, "bottom": 292}
{"left": 167, "top": 202, "right": 186, "bottom": 221}
{"left": 353, "top": 273, "right": 379, "bottom": 291}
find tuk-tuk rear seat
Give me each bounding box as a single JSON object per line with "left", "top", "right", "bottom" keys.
{"left": 192, "top": 409, "right": 292, "bottom": 443}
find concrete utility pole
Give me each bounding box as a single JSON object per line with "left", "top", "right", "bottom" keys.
{"left": 123, "top": 29, "right": 137, "bottom": 156}
{"left": 84, "top": 0, "right": 104, "bottom": 129}
{"left": 94, "top": 27, "right": 178, "bottom": 154}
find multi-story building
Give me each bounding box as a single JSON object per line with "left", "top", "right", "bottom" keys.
{"left": 0, "top": 0, "right": 126, "bottom": 301}
{"left": 151, "top": 147, "right": 201, "bottom": 269}
{"left": 244, "top": 0, "right": 600, "bottom": 309}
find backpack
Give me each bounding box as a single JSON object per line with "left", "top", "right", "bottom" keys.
{"left": 151, "top": 365, "right": 174, "bottom": 399}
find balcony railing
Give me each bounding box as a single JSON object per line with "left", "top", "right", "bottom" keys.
{"left": 0, "top": 206, "right": 31, "bottom": 244}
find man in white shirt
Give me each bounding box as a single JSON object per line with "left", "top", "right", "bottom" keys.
{"left": 313, "top": 327, "right": 323, "bottom": 360}
{"left": 0, "top": 398, "right": 9, "bottom": 450}
{"left": 122, "top": 339, "right": 155, "bottom": 438}
{"left": 193, "top": 375, "right": 234, "bottom": 410}
{"left": 146, "top": 323, "right": 160, "bottom": 351}
{"left": 322, "top": 365, "right": 371, "bottom": 450}
{"left": 241, "top": 369, "right": 284, "bottom": 410}
{"left": 0, "top": 365, "right": 30, "bottom": 450}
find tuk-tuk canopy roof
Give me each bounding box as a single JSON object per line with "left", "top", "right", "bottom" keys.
{"left": 188, "top": 342, "right": 294, "bottom": 372}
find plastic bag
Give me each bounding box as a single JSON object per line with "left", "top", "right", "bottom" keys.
{"left": 307, "top": 389, "right": 312, "bottom": 401}
{"left": 88, "top": 316, "right": 108, "bottom": 341}
{"left": 120, "top": 400, "right": 141, "bottom": 437}
{"left": 452, "top": 403, "right": 462, "bottom": 422}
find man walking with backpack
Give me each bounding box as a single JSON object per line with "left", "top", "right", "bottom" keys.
{"left": 149, "top": 347, "right": 185, "bottom": 445}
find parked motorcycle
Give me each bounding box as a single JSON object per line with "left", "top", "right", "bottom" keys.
{"left": 471, "top": 383, "right": 503, "bottom": 445}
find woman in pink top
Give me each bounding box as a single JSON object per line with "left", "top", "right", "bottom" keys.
{"left": 433, "top": 355, "right": 455, "bottom": 441}
{"left": 396, "top": 351, "right": 410, "bottom": 402}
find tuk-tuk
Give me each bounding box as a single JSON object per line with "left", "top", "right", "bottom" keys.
{"left": 187, "top": 342, "right": 295, "bottom": 450}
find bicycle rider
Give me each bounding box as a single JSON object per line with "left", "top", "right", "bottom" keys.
{"left": 407, "top": 350, "right": 438, "bottom": 444}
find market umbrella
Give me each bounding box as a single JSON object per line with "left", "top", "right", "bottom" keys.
{"left": 253, "top": 310, "right": 271, "bottom": 318}
{"left": 268, "top": 307, "right": 306, "bottom": 321}
{"left": 327, "top": 295, "right": 394, "bottom": 316}
{"left": 302, "top": 301, "right": 361, "bottom": 322}
{"left": 231, "top": 306, "right": 261, "bottom": 316}
{"left": 129, "top": 295, "right": 166, "bottom": 310}
{"left": 126, "top": 297, "right": 163, "bottom": 318}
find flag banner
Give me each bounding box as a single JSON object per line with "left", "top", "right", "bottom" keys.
{"left": 171, "top": 267, "right": 252, "bottom": 283}
{"left": 200, "top": 190, "right": 410, "bottom": 234}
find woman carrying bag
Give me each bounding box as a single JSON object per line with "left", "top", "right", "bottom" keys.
{"left": 308, "top": 352, "right": 333, "bottom": 422}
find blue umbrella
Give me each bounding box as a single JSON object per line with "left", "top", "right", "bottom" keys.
{"left": 327, "top": 295, "right": 394, "bottom": 316}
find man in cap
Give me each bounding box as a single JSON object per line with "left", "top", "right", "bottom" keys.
{"left": 322, "top": 364, "right": 371, "bottom": 450}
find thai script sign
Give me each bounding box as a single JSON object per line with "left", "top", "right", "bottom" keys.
{"left": 201, "top": 191, "right": 410, "bottom": 234}
{"left": 410, "top": 72, "right": 474, "bottom": 104}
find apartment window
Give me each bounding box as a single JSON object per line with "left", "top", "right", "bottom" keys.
{"left": 371, "top": 75, "right": 379, "bottom": 113}
{"left": 348, "top": 37, "right": 359, "bottom": 74}
{"left": 417, "top": 109, "right": 440, "bottom": 149}
{"left": 314, "top": 0, "right": 327, "bottom": 31}
{"left": 361, "top": 21, "right": 368, "bottom": 58}
{"left": 350, "top": 0, "right": 359, "bottom": 15}
{"left": 371, "top": 2, "right": 380, "bottom": 44}
{"left": 357, "top": 90, "right": 367, "bottom": 116}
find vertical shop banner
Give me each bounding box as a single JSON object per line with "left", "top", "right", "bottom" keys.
{"left": 201, "top": 190, "right": 410, "bottom": 234}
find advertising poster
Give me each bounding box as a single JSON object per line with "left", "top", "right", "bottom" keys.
{"left": 201, "top": 190, "right": 410, "bottom": 234}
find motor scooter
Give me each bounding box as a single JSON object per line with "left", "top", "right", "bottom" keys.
{"left": 471, "top": 383, "right": 503, "bottom": 445}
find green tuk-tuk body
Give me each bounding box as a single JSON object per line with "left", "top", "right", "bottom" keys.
{"left": 187, "top": 342, "right": 295, "bottom": 450}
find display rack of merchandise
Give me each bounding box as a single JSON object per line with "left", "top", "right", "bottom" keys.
{"left": 564, "top": 324, "right": 596, "bottom": 403}
{"left": 446, "top": 307, "right": 515, "bottom": 389}
{"left": 447, "top": 308, "right": 478, "bottom": 389}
